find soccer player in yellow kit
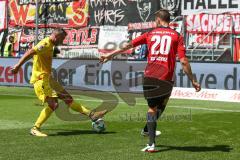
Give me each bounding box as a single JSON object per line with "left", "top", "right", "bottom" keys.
{"left": 11, "top": 29, "right": 107, "bottom": 137}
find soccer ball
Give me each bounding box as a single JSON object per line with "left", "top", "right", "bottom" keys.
{"left": 92, "top": 118, "right": 106, "bottom": 133}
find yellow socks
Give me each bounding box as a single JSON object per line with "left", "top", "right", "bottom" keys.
{"left": 69, "top": 101, "right": 91, "bottom": 116}
{"left": 34, "top": 101, "right": 91, "bottom": 128}
{"left": 34, "top": 106, "right": 53, "bottom": 128}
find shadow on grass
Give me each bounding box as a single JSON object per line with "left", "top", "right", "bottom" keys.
{"left": 48, "top": 130, "right": 116, "bottom": 136}
{"left": 156, "top": 145, "right": 233, "bottom": 153}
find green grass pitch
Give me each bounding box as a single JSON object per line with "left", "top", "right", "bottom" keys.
{"left": 0, "top": 86, "right": 240, "bottom": 160}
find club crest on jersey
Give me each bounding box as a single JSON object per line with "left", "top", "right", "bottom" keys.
{"left": 160, "top": 0, "right": 180, "bottom": 14}
{"left": 137, "top": 0, "right": 151, "bottom": 22}
{"left": 37, "top": 42, "right": 47, "bottom": 51}
{"left": 37, "top": 45, "right": 44, "bottom": 51}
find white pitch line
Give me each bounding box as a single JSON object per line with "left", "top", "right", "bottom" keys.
{"left": 169, "top": 106, "right": 240, "bottom": 113}
{"left": 1, "top": 93, "right": 240, "bottom": 113}
{"left": 77, "top": 98, "right": 240, "bottom": 112}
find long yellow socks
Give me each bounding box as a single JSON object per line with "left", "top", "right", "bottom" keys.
{"left": 69, "top": 101, "right": 91, "bottom": 116}
{"left": 34, "top": 106, "right": 53, "bottom": 128}
{"left": 34, "top": 101, "right": 91, "bottom": 128}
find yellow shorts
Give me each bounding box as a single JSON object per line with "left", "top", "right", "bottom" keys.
{"left": 33, "top": 78, "right": 58, "bottom": 103}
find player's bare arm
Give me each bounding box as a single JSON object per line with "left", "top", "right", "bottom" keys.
{"left": 180, "top": 57, "right": 201, "bottom": 92}
{"left": 99, "top": 42, "right": 134, "bottom": 63}
{"left": 11, "top": 49, "right": 36, "bottom": 74}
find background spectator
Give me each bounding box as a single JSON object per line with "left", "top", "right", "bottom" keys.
{"left": 3, "top": 35, "right": 14, "bottom": 57}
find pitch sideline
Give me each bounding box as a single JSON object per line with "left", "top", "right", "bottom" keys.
{"left": 1, "top": 93, "right": 240, "bottom": 113}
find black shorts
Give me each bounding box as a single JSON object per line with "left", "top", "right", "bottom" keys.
{"left": 143, "top": 77, "right": 173, "bottom": 108}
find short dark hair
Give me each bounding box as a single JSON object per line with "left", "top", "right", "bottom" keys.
{"left": 9, "top": 35, "right": 14, "bottom": 40}
{"left": 155, "top": 9, "right": 171, "bottom": 23}
{"left": 53, "top": 28, "right": 67, "bottom": 36}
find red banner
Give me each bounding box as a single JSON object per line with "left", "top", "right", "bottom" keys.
{"left": 8, "top": 0, "right": 88, "bottom": 28}
{"left": 234, "top": 38, "right": 240, "bottom": 62}
{"left": 186, "top": 14, "right": 240, "bottom": 34}
{"left": 63, "top": 27, "right": 99, "bottom": 48}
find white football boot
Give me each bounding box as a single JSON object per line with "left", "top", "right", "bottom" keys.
{"left": 141, "top": 143, "right": 157, "bottom": 152}
{"left": 30, "top": 126, "right": 48, "bottom": 137}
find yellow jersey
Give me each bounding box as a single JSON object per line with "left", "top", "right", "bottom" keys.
{"left": 30, "top": 37, "right": 54, "bottom": 84}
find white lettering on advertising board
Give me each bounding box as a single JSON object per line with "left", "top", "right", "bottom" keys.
{"left": 1, "top": 58, "right": 240, "bottom": 103}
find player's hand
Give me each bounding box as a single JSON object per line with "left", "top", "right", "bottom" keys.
{"left": 11, "top": 64, "right": 20, "bottom": 74}
{"left": 192, "top": 80, "right": 201, "bottom": 92}
{"left": 99, "top": 54, "right": 113, "bottom": 63}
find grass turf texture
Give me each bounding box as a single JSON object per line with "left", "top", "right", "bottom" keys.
{"left": 0, "top": 86, "right": 240, "bottom": 160}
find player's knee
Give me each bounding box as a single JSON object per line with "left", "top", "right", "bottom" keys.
{"left": 46, "top": 97, "right": 59, "bottom": 111}
{"left": 48, "top": 101, "right": 58, "bottom": 111}
{"left": 58, "top": 92, "right": 73, "bottom": 105}
{"left": 148, "top": 106, "right": 157, "bottom": 113}
{"left": 147, "top": 112, "right": 157, "bottom": 122}
{"left": 63, "top": 95, "right": 73, "bottom": 105}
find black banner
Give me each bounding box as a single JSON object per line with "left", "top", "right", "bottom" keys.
{"left": 159, "top": 0, "right": 181, "bottom": 18}
{"left": 38, "top": 3, "right": 69, "bottom": 24}
{"left": 127, "top": 0, "right": 159, "bottom": 24}
{"left": 89, "top": 0, "right": 129, "bottom": 26}
{"left": 128, "top": 0, "right": 181, "bottom": 24}
{"left": 89, "top": 0, "right": 181, "bottom": 26}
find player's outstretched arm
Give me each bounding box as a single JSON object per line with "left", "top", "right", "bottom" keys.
{"left": 180, "top": 57, "right": 201, "bottom": 92}
{"left": 99, "top": 42, "right": 134, "bottom": 63}
{"left": 11, "top": 49, "right": 36, "bottom": 74}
